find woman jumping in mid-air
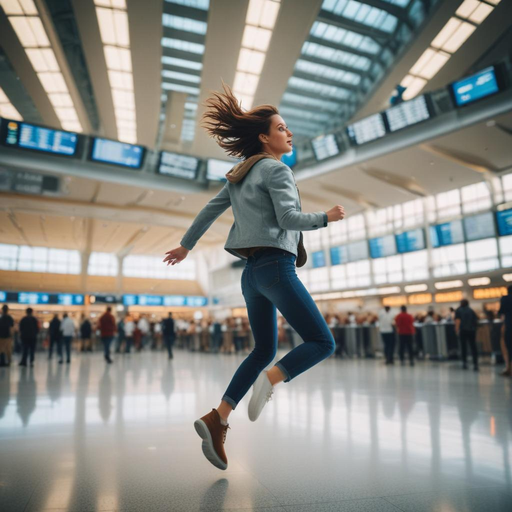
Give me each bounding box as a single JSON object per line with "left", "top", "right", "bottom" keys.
{"left": 163, "top": 83, "right": 345, "bottom": 470}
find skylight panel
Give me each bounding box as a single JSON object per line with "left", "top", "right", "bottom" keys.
{"left": 161, "top": 82, "right": 200, "bottom": 95}
{"left": 0, "top": 87, "right": 23, "bottom": 120}
{"left": 295, "top": 59, "right": 360, "bottom": 86}
{"left": 288, "top": 76, "right": 350, "bottom": 100}
{"left": 281, "top": 92, "right": 340, "bottom": 110}
{"left": 311, "top": 22, "right": 380, "bottom": 54}
{"left": 322, "top": 0, "right": 398, "bottom": 33}
{"left": 161, "top": 70, "right": 201, "bottom": 83}
{"left": 161, "top": 56, "right": 203, "bottom": 70}
{"left": 161, "top": 38, "right": 205, "bottom": 54}
{"left": 162, "top": 14, "right": 207, "bottom": 34}
{"left": 302, "top": 42, "right": 371, "bottom": 71}
{"left": 164, "top": 0, "right": 209, "bottom": 10}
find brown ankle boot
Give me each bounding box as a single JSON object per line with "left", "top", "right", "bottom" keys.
{"left": 194, "top": 408, "right": 230, "bottom": 470}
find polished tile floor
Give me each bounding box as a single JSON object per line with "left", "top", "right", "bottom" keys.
{"left": 0, "top": 350, "right": 511, "bottom": 512}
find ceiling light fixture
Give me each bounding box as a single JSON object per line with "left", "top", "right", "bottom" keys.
{"left": 400, "top": 0, "right": 501, "bottom": 100}
{"left": 233, "top": 0, "right": 281, "bottom": 110}
{"left": 93, "top": 0, "right": 137, "bottom": 143}
{"left": 1, "top": 0, "right": 82, "bottom": 131}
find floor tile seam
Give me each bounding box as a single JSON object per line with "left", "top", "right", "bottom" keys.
{"left": 380, "top": 496, "right": 410, "bottom": 512}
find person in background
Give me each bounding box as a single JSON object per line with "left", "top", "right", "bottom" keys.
{"left": 378, "top": 306, "right": 395, "bottom": 365}
{"left": 48, "top": 314, "right": 61, "bottom": 360}
{"left": 138, "top": 315, "right": 150, "bottom": 350}
{"left": 498, "top": 285, "right": 512, "bottom": 377}
{"left": 395, "top": 305, "right": 415, "bottom": 367}
{"left": 455, "top": 299, "right": 479, "bottom": 371}
{"left": 80, "top": 314, "right": 92, "bottom": 352}
{"left": 445, "top": 307, "right": 455, "bottom": 322}
{"left": 60, "top": 313, "right": 75, "bottom": 364}
{"left": 0, "top": 304, "right": 15, "bottom": 367}
{"left": 423, "top": 310, "right": 436, "bottom": 324}
{"left": 115, "top": 315, "right": 125, "bottom": 354}
{"left": 124, "top": 314, "right": 135, "bottom": 354}
{"left": 99, "top": 306, "right": 116, "bottom": 364}
{"left": 19, "top": 308, "right": 39, "bottom": 367}
{"left": 162, "top": 312, "right": 175, "bottom": 359}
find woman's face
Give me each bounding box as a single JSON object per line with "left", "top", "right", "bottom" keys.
{"left": 260, "top": 114, "right": 293, "bottom": 158}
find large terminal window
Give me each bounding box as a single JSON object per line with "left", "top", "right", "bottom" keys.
{"left": 502, "top": 173, "right": 512, "bottom": 202}
{"left": 435, "top": 189, "right": 461, "bottom": 220}
{"left": 466, "top": 238, "right": 499, "bottom": 273}
{"left": 123, "top": 255, "right": 196, "bottom": 280}
{"left": 461, "top": 182, "right": 491, "bottom": 214}
{"left": 0, "top": 244, "right": 81, "bottom": 274}
{"left": 347, "top": 213, "right": 366, "bottom": 241}
{"left": 88, "top": 252, "right": 118, "bottom": 277}
{"left": 308, "top": 268, "right": 330, "bottom": 292}
{"left": 403, "top": 250, "right": 429, "bottom": 282}
{"left": 431, "top": 244, "right": 466, "bottom": 277}
{"left": 402, "top": 199, "right": 424, "bottom": 229}
{"left": 372, "top": 255, "right": 403, "bottom": 285}
{"left": 499, "top": 235, "right": 512, "bottom": 268}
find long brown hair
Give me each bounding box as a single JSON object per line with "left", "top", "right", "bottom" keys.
{"left": 201, "top": 82, "right": 279, "bottom": 160}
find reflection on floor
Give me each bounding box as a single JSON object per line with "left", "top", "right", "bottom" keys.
{"left": 0, "top": 350, "right": 511, "bottom": 512}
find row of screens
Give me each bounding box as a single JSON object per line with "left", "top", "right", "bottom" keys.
{"left": 0, "top": 119, "right": 239, "bottom": 181}
{"left": 313, "top": 208, "right": 512, "bottom": 267}
{"left": 1, "top": 119, "right": 299, "bottom": 182}
{"left": 311, "top": 65, "right": 504, "bottom": 161}
{"left": 0, "top": 291, "right": 208, "bottom": 307}
{"left": 0, "top": 291, "right": 84, "bottom": 306}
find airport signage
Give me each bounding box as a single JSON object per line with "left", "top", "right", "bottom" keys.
{"left": 450, "top": 66, "right": 502, "bottom": 107}
{"left": 0, "top": 291, "right": 84, "bottom": 305}
{"left": 158, "top": 151, "right": 200, "bottom": 180}
{"left": 0, "top": 169, "right": 60, "bottom": 195}
{"left": 122, "top": 294, "right": 208, "bottom": 307}
{"left": 90, "top": 137, "right": 145, "bottom": 169}
{"left": 1, "top": 119, "right": 79, "bottom": 156}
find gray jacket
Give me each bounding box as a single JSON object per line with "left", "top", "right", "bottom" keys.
{"left": 180, "top": 158, "right": 328, "bottom": 260}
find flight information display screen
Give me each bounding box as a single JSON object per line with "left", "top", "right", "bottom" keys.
{"left": 3, "top": 120, "right": 78, "bottom": 156}
{"left": 347, "top": 241, "right": 369, "bottom": 262}
{"left": 312, "top": 250, "right": 326, "bottom": 268}
{"left": 385, "top": 95, "right": 431, "bottom": 132}
{"left": 497, "top": 208, "right": 512, "bottom": 236}
{"left": 158, "top": 151, "right": 199, "bottom": 180}
{"left": 206, "top": 159, "right": 234, "bottom": 182}
{"left": 91, "top": 138, "right": 145, "bottom": 168}
{"left": 123, "top": 294, "right": 208, "bottom": 306}
{"left": 311, "top": 134, "right": 339, "bottom": 161}
{"left": 430, "top": 220, "right": 465, "bottom": 247}
{"left": 330, "top": 246, "right": 348, "bottom": 266}
{"left": 369, "top": 235, "right": 397, "bottom": 258}
{"left": 346, "top": 113, "right": 386, "bottom": 145}
{"left": 395, "top": 229, "right": 426, "bottom": 253}
{"left": 463, "top": 212, "right": 496, "bottom": 241}
{"left": 450, "top": 66, "right": 501, "bottom": 107}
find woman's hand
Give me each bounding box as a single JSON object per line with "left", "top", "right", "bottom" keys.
{"left": 326, "top": 205, "right": 346, "bottom": 223}
{"left": 163, "top": 245, "right": 190, "bottom": 266}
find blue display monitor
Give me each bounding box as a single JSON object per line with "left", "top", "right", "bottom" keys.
{"left": 463, "top": 212, "right": 496, "bottom": 241}
{"left": 57, "top": 294, "right": 84, "bottom": 306}
{"left": 430, "top": 220, "right": 464, "bottom": 247}
{"left": 450, "top": 66, "right": 501, "bottom": 107}
{"left": 123, "top": 294, "right": 208, "bottom": 306}
{"left": 311, "top": 134, "right": 340, "bottom": 161}
{"left": 90, "top": 138, "right": 145, "bottom": 168}
{"left": 18, "top": 292, "right": 50, "bottom": 305}
{"left": 206, "top": 159, "right": 234, "bottom": 182}
{"left": 330, "top": 246, "right": 348, "bottom": 266}
{"left": 395, "top": 229, "right": 426, "bottom": 254}
{"left": 2, "top": 119, "right": 78, "bottom": 156}
{"left": 497, "top": 208, "right": 512, "bottom": 236}
{"left": 346, "top": 113, "right": 386, "bottom": 145}
{"left": 281, "top": 146, "right": 297, "bottom": 167}
{"left": 158, "top": 151, "right": 199, "bottom": 180}
{"left": 312, "top": 250, "right": 326, "bottom": 268}
{"left": 369, "top": 235, "right": 397, "bottom": 259}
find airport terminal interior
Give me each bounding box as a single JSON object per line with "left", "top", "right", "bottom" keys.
{"left": 1, "top": 0, "right": 512, "bottom": 511}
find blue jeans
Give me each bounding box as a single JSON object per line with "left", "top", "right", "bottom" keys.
{"left": 59, "top": 336, "right": 72, "bottom": 362}
{"left": 222, "top": 248, "right": 335, "bottom": 410}
{"left": 102, "top": 336, "right": 113, "bottom": 360}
